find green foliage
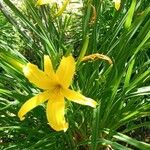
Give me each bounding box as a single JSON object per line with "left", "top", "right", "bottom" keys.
{"left": 0, "top": 10, "right": 24, "bottom": 52}
{"left": 0, "top": 0, "right": 150, "bottom": 149}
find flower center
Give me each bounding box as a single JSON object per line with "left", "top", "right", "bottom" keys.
{"left": 54, "top": 84, "right": 63, "bottom": 92}
{"left": 55, "top": 84, "right": 62, "bottom": 89}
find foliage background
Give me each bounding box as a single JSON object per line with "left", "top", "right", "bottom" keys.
{"left": 0, "top": 0, "right": 150, "bottom": 149}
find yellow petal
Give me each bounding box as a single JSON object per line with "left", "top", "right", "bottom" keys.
{"left": 46, "top": 92, "right": 68, "bottom": 132}
{"left": 18, "top": 90, "right": 50, "bottom": 121}
{"left": 56, "top": 55, "right": 75, "bottom": 88}
{"left": 113, "top": 0, "right": 121, "bottom": 10}
{"left": 23, "top": 63, "right": 56, "bottom": 90}
{"left": 36, "top": 0, "right": 51, "bottom": 5}
{"left": 44, "top": 55, "right": 56, "bottom": 77}
{"left": 63, "top": 89, "right": 98, "bottom": 108}
{"left": 115, "top": 2, "right": 120, "bottom": 10}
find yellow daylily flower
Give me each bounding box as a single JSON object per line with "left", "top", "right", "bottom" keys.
{"left": 113, "top": 0, "right": 121, "bottom": 11}
{"left": 36, "top": 0, "right": 69, "bottom": 17}
{"left": 18, "top": 55, "right": 97, "bottom": 132}
{"left": 36, "top": 0, "right": 52, "bottom": 5}
{"left": 36, "top": 0, "right": 62, "bottom": 6}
